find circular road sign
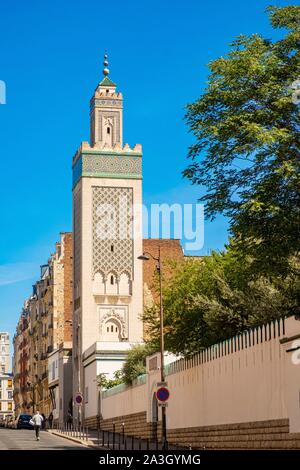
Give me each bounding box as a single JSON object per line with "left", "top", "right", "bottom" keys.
{"left": 156, "top": 387, "right": 170, "bottom": 403}
{"left": 75, "top": 393, "right": 83, "bottom": 406}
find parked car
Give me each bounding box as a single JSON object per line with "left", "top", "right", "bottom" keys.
{"left": 15, "top": 414, "right": 33, "bottom": 430}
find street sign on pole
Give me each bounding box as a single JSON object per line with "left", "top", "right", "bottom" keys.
{"left": 75, "top": 393, "right": 83, "bottom": 406}
{"left": 156, "top": 386, "right": 170, "bottom": 403}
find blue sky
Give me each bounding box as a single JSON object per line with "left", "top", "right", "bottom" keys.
{"left": 0, "top": 0, "right": 290, "bottom": 351}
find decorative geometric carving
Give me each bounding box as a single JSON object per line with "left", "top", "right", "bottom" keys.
{"left": 92, "top": 186, "right": 133, "bottom": 279}
{"left": 84, "top": 155, "right": 142, "bottom": 176}
{"left": 94, "top": 99, "right": 122, "bottom": 108}
{"left": 98, "top": 111, "right": 120, "bottom": 145}
{"left": 72, "top": 154, "right": 142, "bottom": 188}
{"left": 99, "top": 305, "right": 128, "bottom": 339}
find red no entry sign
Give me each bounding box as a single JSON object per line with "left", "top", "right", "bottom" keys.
{"left": 75, "top": 393, "right": 83, "bottom": 405}
{"left": 156, "top": 387, "right": 170, "bottom": 402}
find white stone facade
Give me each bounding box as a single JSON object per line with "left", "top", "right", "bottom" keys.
{"left": 0, "top": 333, "right": 10, "bottom": 374}
{"left": 72, "top": 68, "right": 144, "bottom": 422}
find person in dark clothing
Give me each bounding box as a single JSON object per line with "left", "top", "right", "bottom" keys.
{"left": 48, "top": 412, "right": 53, "bottom": 429}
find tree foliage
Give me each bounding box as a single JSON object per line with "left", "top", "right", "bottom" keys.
{"left": 97, "top": 370, "right": 124, "bottom": 390}
{"left": 183, "top": 6, "right": 300, "bottom": 277}
{"left": 121, "top": 344, "right": 156, "bottom": 384}
{"left": 144, "top": 250, "right": 300, "bottom": 356}
{"left": 97, "top": 344, "right": 157, "bottom": 388}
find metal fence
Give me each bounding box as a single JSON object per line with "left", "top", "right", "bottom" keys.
{"left": 53, "top": 422, "right": 90, "bottom": 441}
{"left": 52, "top": 422, "right": 187, "bottom": 450}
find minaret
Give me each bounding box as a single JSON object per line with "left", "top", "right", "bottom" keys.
{"left": 72, "top": 54, "right": 144, "bottom": 424}
{"left": 89, "top": 54, "right": 123, "bottom": 148}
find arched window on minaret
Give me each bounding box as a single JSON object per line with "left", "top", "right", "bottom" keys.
{"left": 104, "top": 118, "right": 113, "bottom": 147}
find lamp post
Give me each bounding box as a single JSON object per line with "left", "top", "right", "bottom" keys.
{"left": 138, "top": 246, "right": 168, "bottom": 449}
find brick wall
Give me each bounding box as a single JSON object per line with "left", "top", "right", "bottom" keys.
{"left": 62, "top": 233, "right": 73, "bottom": 343}
{"left": 84, "top": 414, "right": 300, "bottom": 449}
{"left": 85, "top": 411, "right": 161, "bottom": 441}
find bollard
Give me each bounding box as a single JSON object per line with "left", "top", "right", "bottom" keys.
{"left": 113, "top": 424, "right": 115, "bottom": 450}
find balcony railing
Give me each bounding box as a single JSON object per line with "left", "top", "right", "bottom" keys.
{"left": 47, "top": 345, "right": 53, "bottom": 354}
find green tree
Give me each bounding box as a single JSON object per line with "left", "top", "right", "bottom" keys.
{"left": 183, "top": 6, "right": 300, "bottom": 277}
{"left": 97, "top": 370, "right": 123, "bottom": 389}
{"left": 97, "top": 344, "right": 158, "bottom": 388}
{"left": 144, "top": 252, "right": 300, "bottom": 356}
{"left": 121, "top": 344, "right": 156, "bottom": 385}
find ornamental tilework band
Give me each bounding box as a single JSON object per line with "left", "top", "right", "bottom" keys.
{"left": 92, "top": 186, "right": 134, "bottom": 279}
{"left": 73, "top": 154, "right": 142, "bottom": 188}
{"left": 83, "top": 154, "right": 142, "bottom": 175}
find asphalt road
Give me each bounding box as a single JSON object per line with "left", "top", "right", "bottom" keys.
{"left": 0, "top": 428, "right": 87, "bottom": 450}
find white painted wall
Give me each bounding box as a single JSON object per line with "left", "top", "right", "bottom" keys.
{"left": 100, "top": 317, "right": 300, "bottom": 431}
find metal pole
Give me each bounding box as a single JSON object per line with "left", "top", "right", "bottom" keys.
{"left": 158, "top": 247, "right": 168, "bottom": 450}
{"left": 113, "top": 424, "right": 115, "bottom": 449}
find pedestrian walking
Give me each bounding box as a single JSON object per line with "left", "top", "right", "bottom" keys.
{"left": 31, "top": 410, "right": 44, "bottom": 441}
{"left": 48, "top": 412, "right": 53, "bottom": 429}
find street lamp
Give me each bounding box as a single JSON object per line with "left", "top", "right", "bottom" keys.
{"left": 138, "top": 246, "right": 168, "bottom": 449}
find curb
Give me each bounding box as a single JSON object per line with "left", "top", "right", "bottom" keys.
{"left": 47, "top": 430, "right": 97, "bottom": 448}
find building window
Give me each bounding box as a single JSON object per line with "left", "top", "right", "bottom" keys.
{"left": 0, "top": 391, "right": 1, "bottom": 399}
{"left": 111, "top": 245, "right": 114, "bottom": 253}
{"left": 107, "top": 127, "right": 110, "bottom": 134}
{"left": 0, "top": 403, "right": 1, "bottom": 411}
{"left": 8, "top": 402, "right": 12, "bottom": 411}
{"left": 7, "top": 379, "right": 12, "bottom": 389}
{"left": 85, "top": 387, "right": 88, "bottom": 404}
{"left": 110, "top": 275, "right": 114, "bottom": 285}
{"left": 7, "top": 391, "right": 12, "bottom": 400}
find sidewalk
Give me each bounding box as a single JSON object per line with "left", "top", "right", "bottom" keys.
{"left": 48, "top": 428, "right": 184, "bottom": 450}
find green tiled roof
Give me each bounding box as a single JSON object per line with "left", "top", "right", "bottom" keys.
{"left": 99, "top": 76, "right": 116, "bottom": 87}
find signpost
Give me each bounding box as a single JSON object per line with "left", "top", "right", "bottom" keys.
{"left": 75, "top": 393, "right": 83, "bottom": 406}
{"left": 156, "top": 386, "right": 170, "bottom": 405}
